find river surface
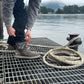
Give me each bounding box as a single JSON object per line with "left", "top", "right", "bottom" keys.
{"left": 3, "top": 14, "right": 84, "bottom": 54}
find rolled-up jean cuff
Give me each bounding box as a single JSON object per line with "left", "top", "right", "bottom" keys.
{"left": 8, "top": 36, "right": 25, "bottom": 46}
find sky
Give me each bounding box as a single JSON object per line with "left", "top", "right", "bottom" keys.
{"left": 24, "top": 0, "right": 84, "bottom": 6}
{"left": 42, "top": 0, "right": 84, "bottom": 5}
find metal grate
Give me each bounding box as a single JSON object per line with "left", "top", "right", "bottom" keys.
{"left": 0, "top": 38, "right": 84, "bottom": 84}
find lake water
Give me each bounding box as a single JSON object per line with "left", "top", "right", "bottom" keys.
{"left": 3, "top": 14, "right": 84, "bottom": 54}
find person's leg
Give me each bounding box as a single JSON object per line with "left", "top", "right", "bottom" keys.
{"left": 8, "top": 0, "right": 41, "bottom": 58}
{"left": 7, "top": 0, "right": 27, "bottom": 45}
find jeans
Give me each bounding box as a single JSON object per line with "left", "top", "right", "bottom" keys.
{"left": 7, "top": 0, "right": 27, "bottom": 45}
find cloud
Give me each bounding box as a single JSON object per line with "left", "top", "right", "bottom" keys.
{"left": 42, "top": 0, "right": 84, "bottom": 5}
{"left": 24, "top": 0, "right": 84, "bottom": 6}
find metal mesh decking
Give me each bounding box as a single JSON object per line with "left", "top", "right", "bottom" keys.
{"left": 0, "top": 38, "right": 84, "bottom": 84}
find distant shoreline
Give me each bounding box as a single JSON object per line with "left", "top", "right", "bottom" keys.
{"left": 40, "top": 5, "right": 84, "bottom": 14}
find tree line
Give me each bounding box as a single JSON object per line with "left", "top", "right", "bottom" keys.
{"left": 40, "top": 6, "right": 54, "bottom": 14}
{"left": 40, "top": 5, "right": 84, "bottom": 14}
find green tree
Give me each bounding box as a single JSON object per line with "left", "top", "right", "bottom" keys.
{"left": 79, "top": 6, "right": 84, "bottom": 13}
{"left": 40, "top": 6, "right": 54, "bottom": 14}
{"left": 63, "top": 5, "right": 73, "bottom": 14}
{"left": 56, "top": 8, "right": 63, "bottom": 14}
{"left": 72, "top": 5, "right": 79, "bottom": 13}
{"left": 63, "top": 5, "right": 79, "bottom": 14}
{"left": 47, "top": 8, "right": 54, "bottom": 13}
{"left": 40, "top": 6, "right": 48, "bottom": 14}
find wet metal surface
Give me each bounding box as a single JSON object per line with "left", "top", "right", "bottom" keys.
{"left": 0, "top": 38, "right": 84, "bottom": 84}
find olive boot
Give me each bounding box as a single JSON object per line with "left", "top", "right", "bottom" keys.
{"left": 8, "top": 45, "right": 16, "bottom": 50}
{"left": 15, "top": 42, "right": 41, "bottom": 59}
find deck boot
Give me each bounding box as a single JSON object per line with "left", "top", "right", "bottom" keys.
{"left": 8, "top": 45, "right": 16, "bottom": 50}
{"left": 15, "top": 42, "right": 41, "bottom": 59}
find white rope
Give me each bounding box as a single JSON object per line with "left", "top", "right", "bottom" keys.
{"left": 42, "top": 36, "right": 84, "bottom": 69}
{"left": 43, "top": 47, "right": 84, "bottom": 69}
{"left": 65, "top": 36, "right": 81, "bottom": 47}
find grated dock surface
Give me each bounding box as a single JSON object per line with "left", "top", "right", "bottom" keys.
{"left": 0, "top": 38, "right": 84, "bottom": 84}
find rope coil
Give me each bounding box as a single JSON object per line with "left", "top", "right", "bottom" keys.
{"left": 42, "top": 36, "right": 84, "bottom": 69}
{"left": 43, "top": 47, "right": 84, "bottom": 69}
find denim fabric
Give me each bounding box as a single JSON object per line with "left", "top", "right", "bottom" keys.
{"left": 7, "top": 0, "right": 27, "bottom": 45}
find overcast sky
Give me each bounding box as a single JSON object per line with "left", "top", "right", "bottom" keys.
{"left": 42, "top": 0, "right": 84, "bottom": 5}
{"left": 24, "top": 0, "right": 84, "bottom": 5}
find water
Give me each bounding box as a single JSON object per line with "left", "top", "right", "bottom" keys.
{"left": 3, "top": 14, "right": 84, "bottom": 54}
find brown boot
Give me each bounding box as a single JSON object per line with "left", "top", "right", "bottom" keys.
{"left": 15, "top": 42, "right": 41, "bottom": 59}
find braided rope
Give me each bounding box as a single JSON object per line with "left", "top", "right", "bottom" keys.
{"left": 43, "top": 47, "right": 84, "bottom": 69}
{"left": 65, "top": 36, "right": 81, "bottom": 48}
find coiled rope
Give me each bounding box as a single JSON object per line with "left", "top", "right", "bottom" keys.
{"left": 43, "top": 36, "right": 84, "bottom": 69}
{"left": 0, "top": 36, "right": 84, "bottom": 69}
{"left": 43, "top": 47, "right": 84, "bottom": 69}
